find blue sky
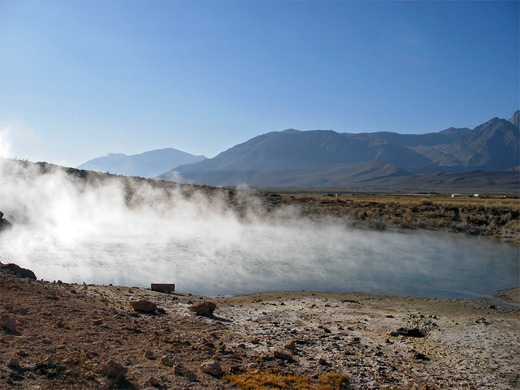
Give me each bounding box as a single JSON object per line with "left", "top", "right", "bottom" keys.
{"left": 0, "top": 1, "right": 518, "bottom": 167}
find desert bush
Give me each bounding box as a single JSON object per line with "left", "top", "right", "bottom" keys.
{"left": 224, "top": 369, "right": 350, "bottom": 390}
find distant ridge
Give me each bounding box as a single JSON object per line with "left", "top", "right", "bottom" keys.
{"left": 160, "top": 111, "right": 519, "bottom": 189}
{"left": 78, "top": 148, "right": 206, "bottom": 178}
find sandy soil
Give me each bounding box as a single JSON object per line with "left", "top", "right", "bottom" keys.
{"left": 1, "top": 266, "right": 519, "bottom": 390}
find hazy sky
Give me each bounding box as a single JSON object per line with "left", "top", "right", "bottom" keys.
{"left": 0, "top": 1, "right": 518, "bottom": 167}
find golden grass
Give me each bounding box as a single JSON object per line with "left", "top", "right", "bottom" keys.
{"left": 273, "top": 193, "right": 520, "bottom": 245}
{"left": 224, "top": 370, "right": 350, "bottom": 390}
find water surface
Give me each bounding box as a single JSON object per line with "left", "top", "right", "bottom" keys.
{"left": 1, "top": 224, "right": 517, "bottom": 298}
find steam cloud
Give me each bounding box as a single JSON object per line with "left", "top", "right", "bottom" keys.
{"left": 0, "top": 158, "right": 518, "bottom": 298}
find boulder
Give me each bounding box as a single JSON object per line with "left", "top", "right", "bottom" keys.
{"left": 130, "top": 300, "right": 157, "bottom": 313}
{"left": 0, "top": 263, "right": 36, "bottom": 280}
{"left": 189, "top": 301, "right": 216, "bottom": 316}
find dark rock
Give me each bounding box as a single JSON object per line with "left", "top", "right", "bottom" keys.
{"left": 148, "top": 376, "right": 161, "bottom": 386}
{"left": 189, "top": 301, "right": 217, "bottom": 316}
{"left": 174, "top": 363, "right": 198, "bottom": 381}
{"left": 0, "top": 211, "right": 12, "bottom": 232}
{"left": 160, "top": 354, "right": 176, "bottom": 367}
{"left": 390, "top": 327, "right": 425, "bottom": 338}
{"left": 130, "top": 300, "right": 157, "bottom": 313}
{"left": 317, "top": 357, "right": 328, "bottom": 365}
{"left": 8, "top": 357, "right": 20, "bottom": 368}
{"left": 413, "top": 351, "right": 430, "bottom": 361}
{"left": 0, "top": 263, "right": 36, "bottom": 280}
{"left": 102, "top": 360, "right": 127, "bottom": 380}
{"left": 0, "top": 315, "right": 18, "bottom": 333}
{"left": 273, "top": 350, "right": 293, "bottom": 361}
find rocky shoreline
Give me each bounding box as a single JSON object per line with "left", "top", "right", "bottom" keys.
{"left": 1, "top": 264, "right": 519, "bottom": 389}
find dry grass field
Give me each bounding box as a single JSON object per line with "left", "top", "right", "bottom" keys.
{"left": 261, "top": 193, "right": 520, "bottom": 245}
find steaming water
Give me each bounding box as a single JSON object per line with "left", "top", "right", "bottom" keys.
{"left": 1, "top": 224, "right": 518, "bottom": 298}
{"left": 0, "top": 160, "right": 518, "bottom": 298}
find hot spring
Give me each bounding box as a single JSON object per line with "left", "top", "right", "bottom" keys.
{"left": 1, "top": 222, "right": 518, "bottom": 298}
{"left": 0, "top": 161, "right": 518, "bottom": 298}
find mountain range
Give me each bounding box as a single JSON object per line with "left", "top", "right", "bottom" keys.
{"left": 78, "top": 112, "right": 519, "bottom": 190}
{"left": 158, "top": 111, "right": 519, "bottom": 189}
{"left": 77, "top": 148, "right": 206, "bottom": 178}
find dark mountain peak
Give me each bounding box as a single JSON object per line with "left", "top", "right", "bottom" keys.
{"left": 454, "top": 114, "right": 519, "bottom": 170}
{"left": 471, "top": 116, "right": 516, "bottom": 135}
{"left": 509, "top": 110, "right": 520, "bottom": 129}
{"left": 439, "top": 127, "right": 471, "bottom": 137}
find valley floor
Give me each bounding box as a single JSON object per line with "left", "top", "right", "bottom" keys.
{"left": 1, "top": 266, "right": 519, "bottom": 389}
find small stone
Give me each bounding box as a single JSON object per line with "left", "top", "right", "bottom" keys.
{"left": 0, "top": 315, "right": 18, "bottom": 333}
{"left": 102, "top": 360, "right": 127, "bottom": 380}
{"left": 318, "top": 357, "right": 328, "bottom": 365}
{"left": 174, "top": 365, "right": 198, "bottom": 381}
{"left": 247, "top": 362, "right": 257, "bottom": 369}
{"left": 412, "top": 351, "right": 430, "bottom": 361}
{"left": 189, "top": 301, "right": 217, "bottom": 316}
{"left": 160, "top": 354, "right": 176, "bottom": 367}
{"left": 8, "top": 357, "right": 19, "bottom": 368}
{"left": 390, "top": 327, "right": 425, "bottom": 338}
{"left": 92, "top": 318, "right": 103, "bottom": 326}
{"left": 144, "top": 350, "right": 155, "bottom": 360}
{"left": 250, "top": 338, "right": 260, "bottom": 344}
{"left": 273, "top": 350, "right": 293, "bottom": 361}
{"left": 55, "top": 362, "right": 69, "bottom": 372}
{"left": 283, "top": 340, "right": 297, "bottom": 350}
{"left": 200, "top": 360, "right": 223, "bottom": 376}
{"left": 130, "top": 300, "right": 157, "bottom": 313}
{"left": 85, "top": 351, "right": 98, "bottom": 359}
{"left": 174, "top": 364, "right": 187, "bottom": 375}
{"left": 185, "top": 370, "right": 198, "bottom": 382}
{"left": 149, "top": 376, "right": 161, "bottom": 386}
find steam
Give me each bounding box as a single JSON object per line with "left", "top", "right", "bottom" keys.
{"left": 0, "top": 127, "right": 13, "bottom": 158}
{"left": 0, "top": 158, "right": 518, "bottom": 298}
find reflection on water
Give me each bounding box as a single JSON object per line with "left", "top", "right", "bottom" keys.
{"left": 1, "top": 226, "right": 518, "bottom": 298}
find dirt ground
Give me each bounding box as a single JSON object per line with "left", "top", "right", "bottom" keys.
{"left": 1, "top": 265, "right": 519, "bottom": 390}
